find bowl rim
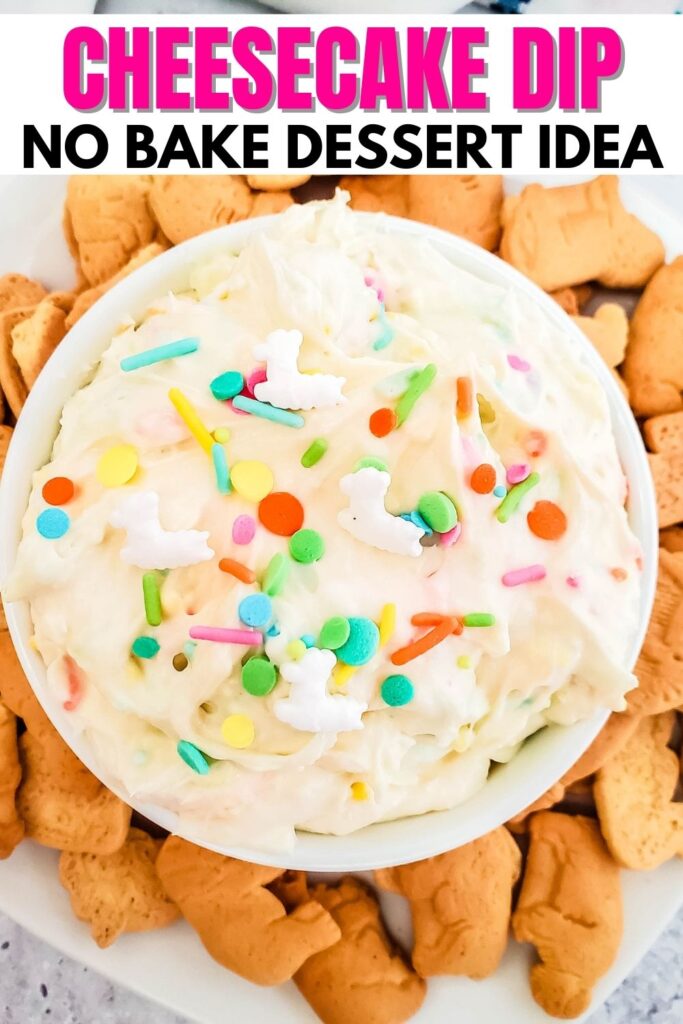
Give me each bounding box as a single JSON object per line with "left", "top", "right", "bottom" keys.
{"left": 0, "top": 208, "right": 659, "bottom": 871}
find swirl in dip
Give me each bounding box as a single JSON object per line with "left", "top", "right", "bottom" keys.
{"left": 8, "top": 197, "right": 642, "bottom": 850}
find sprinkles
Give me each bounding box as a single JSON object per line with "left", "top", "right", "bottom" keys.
{"left": 527, "top": 500, "right": 567, "bottom": 541}
{"left": 456, "top": 376, "right": 473, "bottom": 419}
{"left": 142, "top": 572, "right": 162, "bottom": 626}
{"left": 221, "top": 714, "right": 255, "bottom": 748}
{"left": 395, "top": 363, "right": 437, "bottom": 426}
{"left": 391, "top": 616, "right": 457, "bottom": 666}
{"left": 210, "top": 370, "right": 244, "bottom": 401}
{"left": 379, "top": 603, "right": 396, "bottom": 647}
{"left": 211, "top": 442, "right": 231, "bottom": 494}
{"left": 218, "top": 558, "right": 256, "bottom": 584}
{"left": 462, "top": 612, "right": 496, "bottom": 627}
{"left": 36, "top": 508, "right": 70, "bottom": 539}
{"left": 241, "top": 656, "right": 277, "bottom": 696}
{"left": 381, "top": 674, "right": 414, "bottom": 707}
{"left": 42, "top": 477, "right": 74, "bottom": 506}
{"left": 232, "top": 395, "right": 305, "bottom": 429}
{"left": 369, "top": 407, "right": 396, "bottom": 437}
{"left": 96, "top": 444, "right": 139, "bottom": 487}
{"left": 189, "top": 626, "right": 261, "bottom": 645}
{"left": 231, "top": 462, "right": 273, "bottom": 503}
{"left": 301, "top": 438, "right": 328, "bottom": 468}
{"left": 168, "top": 387, "right": 214, "bottom": 454}
{"left": 232, "top": 514, "right": 256, "bottom": 545}
{"left": 262, "top": 553, "right": 290, "bottom": 596}
{"left": 177, "top": 739, "right": 210, "bottom": 775}
{"left": 495, "top": 472, "right": 540, "bottom": 523}
{"left": 502, "top": 564, "right": 547, "bottom": 587}
{"left": 258, "top": 492, "right": 304, "bottom": 537}
{"left": 121, "top": 337, "right": 199, "bottom": 372}
{"left": 470, "top": 464, "right": 496, "bottom": 494}
{"left": 131, "top": 636, "right": 159, "bottom": 659}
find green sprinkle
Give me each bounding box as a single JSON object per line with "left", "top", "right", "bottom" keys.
{"left": 263, "top": 553, "right": 290, "bottom": 596}
{"left": 395, "top": 363, "right": 437, "bottom": 426}
{"left": 242, "top": 657, "right": 277, "bottom": 696}
{"left": 354, "top": 456, "right": 389, "bottom": 473}
{"left": 289, "top": 528, "right": 325, "bottom": 564}
{"left": 381, "top": 674, "right": 414, "bottom": 707}
{"left": 232, "top": 395, "right": 304, "bottom": 428}
{"left": 142, "top": 572, "right": 162, "bottom": 626}
{"left": 495, "top": 472, "right": 540, "bottom": 523}
{"left": 210, "top": 370, "right": 244, "bottom": 401}
{"left": 417, "top": 491, "right": 457, "bottom": 533}
{"left": 372, "top": 304, "right": 395, "bottom": 351}
{"left": 319, "top": 616, "right": 351, "bottom": 650}
{"left": 462, "top": 613, "right": 496, "bottom": 627}
{"left": 120, "top": 337, "right": 199, "bottom": 372}
{"left": 177, "top": 739, "right": 210, "bottom": 775}
{"left": 301, "top": 437, "right": 328, "bottom": 468}
{"left": 131, "top": 636, "right": 160, "bottom": 659}
{"left": 211, "top": 442, "right": 231, "bottom": 494}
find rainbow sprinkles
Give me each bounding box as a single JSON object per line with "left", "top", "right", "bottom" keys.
{"left": 9, "top": 197, "right": 643, "bottom": 849}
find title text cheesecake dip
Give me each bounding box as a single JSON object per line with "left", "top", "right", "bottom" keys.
{"left": 7, "top": 197, "right": 642, "bottom": 850}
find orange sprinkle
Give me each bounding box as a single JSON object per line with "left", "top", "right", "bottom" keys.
{"left": 610, "top": 567, "right": 628, "bottom": 581}
{"left": 42, "top": 476, "right": 75, "bottom": 506}
{"left": 456, "top": 377, "right": 472, "bottom": 419}
{"left": 527, "top": 500, "right": 567, "bottom": 541}
{"left": 258, "top": 492, "right": 304, "bottom": 537}
{"left": 391, "top": 616, "right": 459, "bottom": 666}
{"left": 369, "top": 407, "right": 397, "bottom": 438}
{"left": 524, "top": 429, "right": 547, "bottom": 458}
{"left": 218, "top": 558, "right": 256, "bottom": 584}
{"left": 411, "top": 612, "right": 463, "bottom": 635}
{"left": 470, "top": 463, "right": 496, "bottom": 494}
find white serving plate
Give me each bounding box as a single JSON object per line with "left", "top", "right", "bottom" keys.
{"left": 0, "top": 174, "right": 681, "bottom": 1022}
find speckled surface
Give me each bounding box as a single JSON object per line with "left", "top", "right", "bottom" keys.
{"left": 1, "top": 906, "right": 682, "bottom": 1023}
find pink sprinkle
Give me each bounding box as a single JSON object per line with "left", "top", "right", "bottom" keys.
{"left": 63, "top": 655, "right": 85, "bottom": 712}
{"left": 232, "top": 515, "right": 256, "bottom": 545}
{"left": 507, "top": 354, "right": 531, "bottom": 372}
{"left": 506, "top": 463, "right": 530, "bottom": 485}
{"left": 134, "top": 410, "right": 188, "bottom": 444}
{"left": 364, "top": 271, "right": 385, "bottom": 304}
{"left": 502, "top": 564, "right": 547, "bottom": 587}
{"left": 246, "top": 367, "right": 268, "bottom": 397}
{"left": 439, "top": 523, "right": 462, "bottom": 548}
{"left": 566, "top": 575, "right": 581, "bottom": 588}
{"left": 189, "top": 626, "right": 261, "bottom": 645}
{"left": 227, "top": 398, "right": 248, "bottom": 416}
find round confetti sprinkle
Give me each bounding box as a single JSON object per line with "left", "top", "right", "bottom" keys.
{"left": 213, "top": 426, "right": 231, "bottom": 444}
{"left": 301, "top": 438, "right": 328, "bottom": 468}
{"left": 286, "top": 639, "right": 306, "bottom": 660}
{"left": 524, "top": 430, "right": 547, "bottom": 458}
{"left": 336, "top": 617, "right": 379, "bottom": 666}
{"left": 231, "top": 461, "right": 274, "bottom": 503}
{"left": 507, "top": 353, "right": 531, "bottom": 372}
{"left": 96, "top": 444, "right": 139, "bottom": 488}
{"left": 506, "top": 463, "right": 530, "bottom": 485}
{"left": 369, "top": 407, "right": 397, "bottom": 438}
{"left": 301, "top": 634, "right": 315, "bottom": 648}
{"left": 258, "top": 492, "right": 304, "bottom": 537}
{"left": 439, "top": 523, "right": 462, "bottom": 548}
{"left": 221, "top": 713, "right": 255, "bottom": 749}
{"left": 210, "top": 370, "right": 244, "bottom": 401}
{"left": 241, "top": 656, "right": 277, "bottom": 696}
{"left": 493, "top": 485, "right": 507, "bottom": 498}
{"left": 246, "top": 367, "right": 268, "bottom": 396}
{"left": 262, "top": 553, "right": 290, "bottom": 596}
{"left": 527, "top": 500, "right": 567, "bottom": 541}
{"left": 470, "top": 464, "right": 496, "bottom": 494}
{"left": 177, "top": 740, "right": 210, "bottom": 775}
{"left": 350, "top": 781, "right": 370, "bottom": 801}
{"left": 319, "top": 616, "right": 351, "bottom": 650}
{"left": 381, "top": 673, "right": 414, "bottom": 706}
{"left": 417, "top": 491, "right": 457, "bottom": 533}
{"left": 42, "top": 477, "right": 75, "bottom": 506}
{"left": 232, "top": 514, "right": 256, "bottom": 545}
{"left": 131, "top": 636, "right": 159, "bottom": 659}
{"left": 173, "top": 652, "right": 189, "bottom": 671}
{"left": 238, "top": 593, "right": 273, "bottom": 629}
{"left": 354, "top": 456, "right": 389, "bottom": 473}
{"left": 457, "top": 655, "right": 471, "bottom": 669}
{"left": 289, "top": 528, "right": 325, "bottom": 564}
{"left": 36, "top": 508, "right": 70, "bottom": 539}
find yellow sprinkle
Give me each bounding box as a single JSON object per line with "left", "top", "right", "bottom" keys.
{"left": 96, "top": 443, "right": 139, "bottom": 487}
{"left": 457, "top": 655, "right": 471, "bottom": 669}
{"left": 221, "top": 714, "right": 255, "bottom": 749}
{"left": 230, "top": 460, "right": 274, "bottom": 503}
{"left": 168, "top": 387, "right": 214, "bottom": 453}
{"left": 350, "top": 781, "right": 371, "bottom": 801}
{"left": 213, "top": 427, "right": 231, "bottom": 444}
{"left": 333, "top": 662, "right": 357, "bottom": 688}
{"left": 286, "top": 639, "right": 306, "bottom": 661}
{"left": 379, "top": 603, "right": 396, "bottom": 647}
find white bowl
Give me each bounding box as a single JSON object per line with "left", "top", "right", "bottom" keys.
{"left": 0, "top": 213, "right": 658, "bottom": 872}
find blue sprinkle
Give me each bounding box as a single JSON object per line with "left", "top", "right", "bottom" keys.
{"left": 183, "top": 641, "right": 197, "bottom": 660}
{"left": 120, "top": 337, "right": 199, "bottom": 372}
{"left": 300, "top": 634, "right": 315, "bottom": 648}
{"left": 211, "top": 442, "right": 231, "bottom": 494}
{"left": 336, "top": 617, "right": 380, "bottom": 667}
{"left": 266, "top": 623, "right": 281, "bottom": 638}
{"left": 238, "top": 593, "right": 273, "bottom": 629}
{"left": 400, "top": 511, "right": 432, "bottom": 536}
{"left": 372, "top": 303, "right": 395, "bottom": 351}
{"left": 36, "top": 508, "right": 70, "bottom": 539}
{"left": 210, "top": 370, "right": 244, "bottom": 401}
{"left": 232, "top": 395, "right": 304, "bottom": 428}
{"left": 493, "top": 485, "right": 507, "bottom": 498}
{"left": 177, "top": 739, "right": 210, "bottom": 775}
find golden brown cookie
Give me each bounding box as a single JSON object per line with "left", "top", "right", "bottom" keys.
{"left": 59, "top": 827, "right": 179, "bottom": 947}
{"left": 644, "top": 411, "right": 683, "bottom": 455}
{"left": 149, "top": 176, "right": 255, "bottom": 244}
{"left": 65, "top": 176, "right": 158, "bottom": 287}
{"left": 340, "top": 176, "right": 409, "bottom": 217}
{"left": 10, "top": 292, "right": 74, "bottom": 389}
{"left": 375, "top": 826, "right": 521, "bottom": 979}
{"left": 648, "top": 450, "right": 683, "bottom": 527}
{"left": 293, "top": 876, "right": 426, "bottom": 1024}
{"left": 549, "top": 285, "right": 593, "bottom": 316}
{"left": 507, "top": 711, "right": 640, "bottom": 826}
{"left": 623, "top": 256, "right": 683, "bottom": 416}
{"left": 512, "top": 812, "right": 622, "bottom": 1019}
{"left": 156, "top": 836, "right": 340, "bottom": 985}
{"left": 0, "top": 702, "right": 24, "bottom": 859}
{"left": 0, "top": 274, "right": 47, "bottom": 316}
{"left": 660, "top": 526, "right": 683, "bottom": 553}
{"left": 247, "top": 174, "right": 310, "bottom": 191}
{"left": 17, "top": 731, "right": 130, "bottom": 853}
{"left": 249, "top": 191, "right": 294, "bottom": 217}
{"left": 594, "top": 712, "right": 683, "bottom": 869}
{"left": 65, "top": 242, "right": 168, "bottom": 330}
{"left": 572, "top": 302, "right": 628, "bottom": 369}
{"left": 0, "top": 425, "right": 12, "bottom": 474}
{"left": 408, "top": 175, "right": 504, "bottom": 251}
{"left": 628, "top": 550, "right": 683, "bottom": 714}
{"left": 500, "top": 176, "right": 664, "bottom": 292}
{"left": 0, "top": 307, "right": 33, "bottom": 416}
